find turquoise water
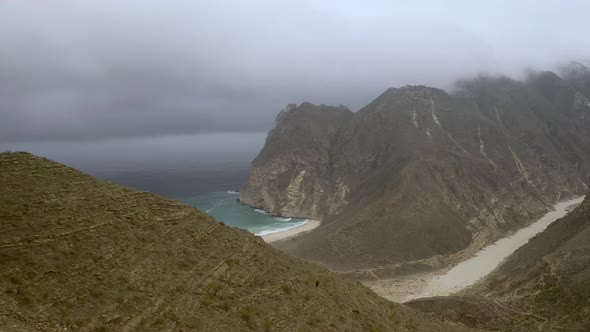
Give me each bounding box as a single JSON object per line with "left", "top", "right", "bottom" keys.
{"left": 183, "top": 191, "right": 308, "bottom": 235}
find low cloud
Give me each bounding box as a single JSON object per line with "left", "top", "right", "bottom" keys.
{"left": 1, "top": 0, "right": 589, "bottom": 144}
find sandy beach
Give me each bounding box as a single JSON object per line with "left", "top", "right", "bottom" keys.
{"left": 261, "top": 219, "right": 321, "bottom": 242}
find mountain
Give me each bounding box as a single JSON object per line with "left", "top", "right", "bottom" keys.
{"left": 407, "top": 195, "right": 590, "bottom": 331}
{"left": 0, "top": 152, "right": 473, "bottom": 332}
{"left": 241, "top": 63, "right": 590, "bottom": 272}
{"left": 240, "top": 103, "right": 354, "bottom": 219}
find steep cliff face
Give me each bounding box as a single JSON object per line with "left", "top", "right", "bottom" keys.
{"left": 240, "top": 103, "right": 354, "bottom": 219}
{"left": 0, "top": 152, "right": 474, "bottom": 332}
{"left": 241, "top": 64, "right": 590, "bottom": 270}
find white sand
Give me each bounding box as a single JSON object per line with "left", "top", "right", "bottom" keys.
{"left": 406, "top": 196, "right": 585, "bottom": 301}
{"left": 261, "top": 219, "right": 320, "bottom": 242}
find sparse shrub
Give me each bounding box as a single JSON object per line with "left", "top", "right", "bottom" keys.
{"left": 306, "top": 317, "right": 320, "bottom": 326}
{"left": 20, "top": 294, "right": 34, "bottom": 306}
{"left": 241, "top": 307, "right": 257, "bottom": 329}
{"left": 91, "top": 325, "right": 108, "bottom": 332}
{"left": 74, "top": 319, "right": 89, "bottom": 328}
{"left": 263, "top": 319, "right": 273, "bottom": 332}
{"left": 178, "top": 259, "right": 191, "bottom": 270}
{"left": 151, "top": 317, "right": 165, "bottom": 326}
{"left": 168, "top": 312, "right": 180, "bottom": 323}
{"left": 16, "top": 286, "right": 34, "bottom": 306}
{"left": 117, "top": 275, "right": 129, "bottom": 284}
{"left": 89, "top": 288, "right": 104, "bottom": 298}
{"left": 206, "top": 280, "right": 223, "bottom": 295}
{"left": 217, "top": 299, "right": 232, "bottom": 311}
{"left": 8, "top": 275, "right": 21, "bottom": 284}
{"left": 281, "top": 284, "right": 291, "bottom": 294}
{"left": 184, "top": 316, "right": 201, "bottom": 329}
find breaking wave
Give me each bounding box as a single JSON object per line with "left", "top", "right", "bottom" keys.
{"left": 255, "top": 220, "right": 309, "bottom": 236}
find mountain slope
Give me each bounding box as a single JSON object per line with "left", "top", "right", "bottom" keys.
{"left": 240, "top": 103, "right": 354, "bottom": 218}
{"left": 0, "top": 152, "right": 472, "bottom": 332}
{"left": 407, "top": 196, "right": 590, "bottom": 331}
{"left": 241, "top": 64, "right": 590, "bottom": 271}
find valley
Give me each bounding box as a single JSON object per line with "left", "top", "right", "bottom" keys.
{"left": 367, "top": 196, "right": 584, "bottom": 302}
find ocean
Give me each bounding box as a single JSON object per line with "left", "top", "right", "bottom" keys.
{"left": 183, "top": 191, "right": 309, "bottom": 236}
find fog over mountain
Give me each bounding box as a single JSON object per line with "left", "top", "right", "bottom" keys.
{"left": 1, "top": 0, "right": 590, "bottom": 195}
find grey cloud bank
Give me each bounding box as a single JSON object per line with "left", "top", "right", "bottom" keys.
{"left": 2, "top": 0, "right": 590, "bottom": 143}
{"left": 0, "top": 132, "right": 267, "bottom": 197}
{"left": 1, "top": 0, "right": 590, "bottom": 195}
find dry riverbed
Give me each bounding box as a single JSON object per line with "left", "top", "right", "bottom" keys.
{"left": 367, "top": 196, "right": 585, "bottom": 302}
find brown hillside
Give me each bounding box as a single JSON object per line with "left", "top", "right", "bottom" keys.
{"left": 0, "top": 152, "right": 472, "bottom": 332}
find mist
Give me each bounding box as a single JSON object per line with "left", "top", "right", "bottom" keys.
{"left": 0, "top": 132, "right": 266, "bottom": 197}
{"left": 1, "top": 0, "right": 589, "bottom": 196}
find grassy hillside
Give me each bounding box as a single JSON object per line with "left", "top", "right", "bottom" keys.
{"left": 0, "top": 152, "right": 472, "bottom": 332}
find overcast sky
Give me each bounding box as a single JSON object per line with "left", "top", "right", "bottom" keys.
{"left": 1, "top": 0, "right": 590, "bottom": 195}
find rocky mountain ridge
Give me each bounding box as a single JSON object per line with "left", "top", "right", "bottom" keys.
{"left": 241, "top": 63, "right": 590, "bottom": 271}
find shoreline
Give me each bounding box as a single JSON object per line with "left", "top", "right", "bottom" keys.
{"left": 261, "top": 219, "right": 321, "bottom": 242}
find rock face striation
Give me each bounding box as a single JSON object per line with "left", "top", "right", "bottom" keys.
{"left": 241, "top": 63, "right": 590, "bottom": 270}
{"left": 0, "top": 152, "right": 473, "bottom": 332}
{"left": 240, "top": 103, "right": 354, "bottom": 219}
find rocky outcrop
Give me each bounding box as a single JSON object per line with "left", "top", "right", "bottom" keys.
{"left": 241, "top": 63, "right": 590, "bottom": 271}
{"left": 240, "top": 103, "right": 354, "bottom": 219}
{"left": 0, "top": 152, "right": 473, "bottom": 332}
